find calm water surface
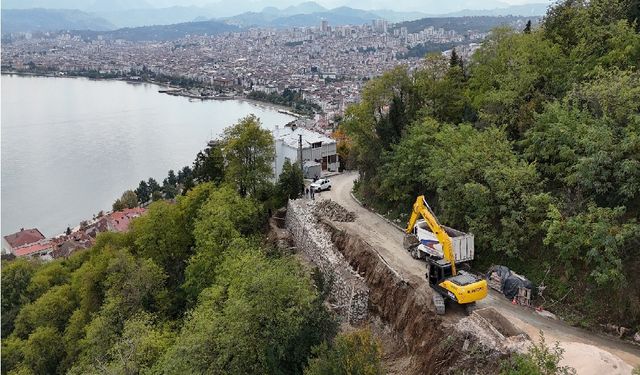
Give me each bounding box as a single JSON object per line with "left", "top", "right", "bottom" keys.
{"left": 1, "top": 75, "right": 294, "bottom": 237}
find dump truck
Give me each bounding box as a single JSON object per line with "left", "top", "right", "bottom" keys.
{"left": 405, "top": 196, "right": 488, "bottom": 314}
{"left": 404, "top": 219, "right": 475, "bottom": 263}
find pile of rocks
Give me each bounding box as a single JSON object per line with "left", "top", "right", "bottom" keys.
{"left": 315, "top": 199, "right": 356, "bottom": 222}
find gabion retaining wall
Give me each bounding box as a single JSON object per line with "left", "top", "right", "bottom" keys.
{"left": 286, "top": 199, "right": 368, "bottom": 325}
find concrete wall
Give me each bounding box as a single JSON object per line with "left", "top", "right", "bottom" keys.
{"left": 274, "top": 139, "right": 300, "bottom": 179}
{"left": 286, "top": 200, "right": 368, "bottom": 325}
{"left": 274, "top": 138, "right": 339, "bottom": 179}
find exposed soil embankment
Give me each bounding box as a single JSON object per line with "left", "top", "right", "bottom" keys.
{"left": 284, "top": 200, "right": 522, "bottom": 374}
{"left": 327, "top": 221, "right": 503, "bottom": 374}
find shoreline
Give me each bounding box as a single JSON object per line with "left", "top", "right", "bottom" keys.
{"left": 1, "top": 72, "right": 302, "bottom": 239}
{"left": 2, "top": 71, "right": 310, "bottom": 117}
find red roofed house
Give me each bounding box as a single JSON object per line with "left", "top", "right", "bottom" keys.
{"left": 106, "top": 207, "right": 146, "bottom": 232}
{"left": 14, "top": 240, "right": 55, "bottom": 259}
{"left": 3, "top": 228, "right": 45, "bottom": 254}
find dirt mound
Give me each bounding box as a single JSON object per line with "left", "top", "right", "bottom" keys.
{"left": 315, "top": 199, "right": 356, "bottom": 222}
{"left": 560, "top": 342, "right": 633, "bottom": 375}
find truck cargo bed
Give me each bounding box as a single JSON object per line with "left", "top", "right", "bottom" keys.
{"left": 412, "top": 219, "right": 474, "bottom": 262}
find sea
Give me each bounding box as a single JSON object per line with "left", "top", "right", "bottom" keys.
{"left": 1, "top": 74, "right": 295, "bottom": 237}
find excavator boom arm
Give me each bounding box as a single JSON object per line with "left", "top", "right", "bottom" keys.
{"left": 405, "top": 196, "right": 457, "bottom": 275}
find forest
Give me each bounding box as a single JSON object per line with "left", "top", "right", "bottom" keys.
{"left": 339, "top": 0, "right": 640, "bottom": 329}
{"left": 1, "top": 116, "right": 382, "bottom": 375}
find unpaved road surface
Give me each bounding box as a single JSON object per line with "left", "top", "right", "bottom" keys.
{"left": 316, "top": 171, "right": 640, "bottom": 373}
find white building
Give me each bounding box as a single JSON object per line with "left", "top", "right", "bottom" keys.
{"left": 273, "top": 125, "right": 338, "bottom": 179}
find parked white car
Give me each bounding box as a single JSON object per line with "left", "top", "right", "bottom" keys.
{"left": 310, "top": 178, "right": 331, "bottom": 192}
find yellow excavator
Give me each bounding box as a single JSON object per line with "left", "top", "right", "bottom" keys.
{"left": 406, "top": 195, "right": 488, "bottom": 314}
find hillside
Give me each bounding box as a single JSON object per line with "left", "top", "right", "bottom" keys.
{"left": 75, "top": 19, "right": 239, "bottom": 41}
{"left": 393, "top": 15, "right": 538, "bottom": 35}
{"left": 339, "top": 0, "right": 640, "bottom": 331}
{"left": 440, "top": 3, "right": 550, "bottom": 17}
{"left": 94, "top": 6, "right": 213, "bottom": 28}
{"left": 225, "top": 6, "right": 382, "bottom": 28}
{"left": 1, "top": 8, "right": 114, "bottom": 34}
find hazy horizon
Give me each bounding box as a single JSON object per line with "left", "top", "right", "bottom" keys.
{"left": 2, "top": 0, "right": 554, "bottom": 15}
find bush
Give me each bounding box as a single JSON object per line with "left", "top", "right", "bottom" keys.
{"left": 500, "top": 332, "right": 575, "bottom": 375}
{"left": 304, "top": 329, "right": 383, "bottom": 375}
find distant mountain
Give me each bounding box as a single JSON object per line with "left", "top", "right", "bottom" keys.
{"left": 94, "top": 6, "right": 216, "bottom": 28}
{"left": 370, "top": 9, "right": 429, "bottom": 23}
{"left": 440, "top": 3, "right": 550, "bottom": 17}
{"left": 276, "top": 1, "right": 327, "bottom": 16}
{"left": 0, "top": 1, "right": 550, "bottom": 32}
{"left": 1, "top": 8, "right": 115, "bottom": 34}
{"left": 1, "top": 0, "right": 152, "bottom": 12}
{"left": 74, "top": 19, "right": 239, "bottom": 41}
{"left": 225, "top": 6, "right": 380, "bottom": 28}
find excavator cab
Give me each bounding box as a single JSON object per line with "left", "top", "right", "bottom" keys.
{"left": 427, "top": 259, "right": 452, "bottom": 286}
{"left": 426, "top": 258, "right": 487, "bottom": 314}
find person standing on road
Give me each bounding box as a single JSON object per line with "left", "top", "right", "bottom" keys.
{"left": 311, "top": 187, "right": 315, "bottom": 200}
{"left": 305, "top": 187, "right": 309, "bottom": 199}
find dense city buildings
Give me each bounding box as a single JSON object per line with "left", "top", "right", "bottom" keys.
{"left": 1, "top": 19, "right": 497, "bottom": 123}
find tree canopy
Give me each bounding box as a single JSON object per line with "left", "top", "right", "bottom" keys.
{"left": 339, "top": 0, "right": 640, "bottom": 327}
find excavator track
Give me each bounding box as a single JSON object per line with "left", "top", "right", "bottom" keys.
{"left": 433, "top": 293, "right": 446, "bottom": 315}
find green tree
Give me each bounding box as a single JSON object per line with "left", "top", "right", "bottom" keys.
{"left": 158, "top": 248, "right": 335, "bottom": 375}
{"left": 277, "top": 159, "right": 304, "bottom": 205}
{"left": 81, "top": 313, "right": 174, "bottom": 375}
{"left": 166, "top": 169, "right": 177, "bottom": 186}
{"left": 176, "top": 182, "right": 216, "bottom": 232}
{"left": 1, "top": 335, "right": 25, "bottom": 374}
{"left": 26, "top": 262, "right": 70, "bottom": 302}
{"left": 1, "top": 259, "right": 38, "bottom": 338}
{"left": 304, "top": 329, "right": 383, "bottom": 375}
{"left": 130, "top": 201, "right": 192, "bottom": 291}
{"left": 379, "top": 120, "right": 548, "bottom": 257}
{"left": 468, "top": 28, "right": 568, "bottom": 137}
{"left": 13, "top": 285, "right": 76, "bottom": 339}
{"left": 544, "top": 204, "right": 640, "bottom": 323}
{"left": 523, "top": 102, "right": 640, "bottom": 207}
{"left": 184, "top": 187, "right": 262, "bottom": 301}
{"left": 193, "top": 142, "right": 225, "bottom": 184}
{"left": 222, "top": 115, "right": 275, "bottom": 197}
{"left": 413, "top": 53, "right": 467, "bottom": 124}
{"left": 113, "top": 190, "right": 138, "bottom": 211}
{"left": 135, "top": 180, "right": 151, "bottom": 204}
{"left": 148, "top": 178, "right": 161, "bottom": 194}
{"left": 70, "top": 249, "right": 169, "bottom": 373}
{"left": 162, "top": 179, "right": 178, "bottom": 199}
{"left": 22, "top": 326, "right": 64, "bottom": 375}
{"left": 449, "top": 48, "right": 462, "bottom": 68}
{"left": 339, "top": 65, "right": 414, "bottom": 186}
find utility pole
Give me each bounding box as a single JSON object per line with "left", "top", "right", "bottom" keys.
{"left": 298, "top": 134, "right": 303, "bottom": 173}
{"left": 299, "top": 134, "right": 304, "bottom": 196}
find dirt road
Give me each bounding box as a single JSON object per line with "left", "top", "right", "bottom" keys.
{"left": 317, "top": 171, "right": 640, "bottom": 373}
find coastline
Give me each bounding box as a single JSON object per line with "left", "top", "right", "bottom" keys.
{"left": 2, "top": 70, "right": 309, "bottom": 117}
{"left": 2, "top": 72, "right": 302, "bottom": 239}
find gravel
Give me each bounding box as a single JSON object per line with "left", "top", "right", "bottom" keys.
{"left": 314, "top": 199, "right": 357, "bottom": 222}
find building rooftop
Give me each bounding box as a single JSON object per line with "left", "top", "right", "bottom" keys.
{"left": 273, "top": 125, "right": 335, "bottom": 149}
{"left": 14, "top": 240, "right": 52, "bottom": 257}
{"left": 107, "top": 207, "right": 146, "bottom": 232}
{"left": 4, "top": 228, "right": 45, "bottom": 248}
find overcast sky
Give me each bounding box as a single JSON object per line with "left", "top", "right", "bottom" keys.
{"left": 2, "top": 0, "right": 556, "bottom": 15}
{"left": 164, "top": 0, "right": 555, "bottom": 13}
